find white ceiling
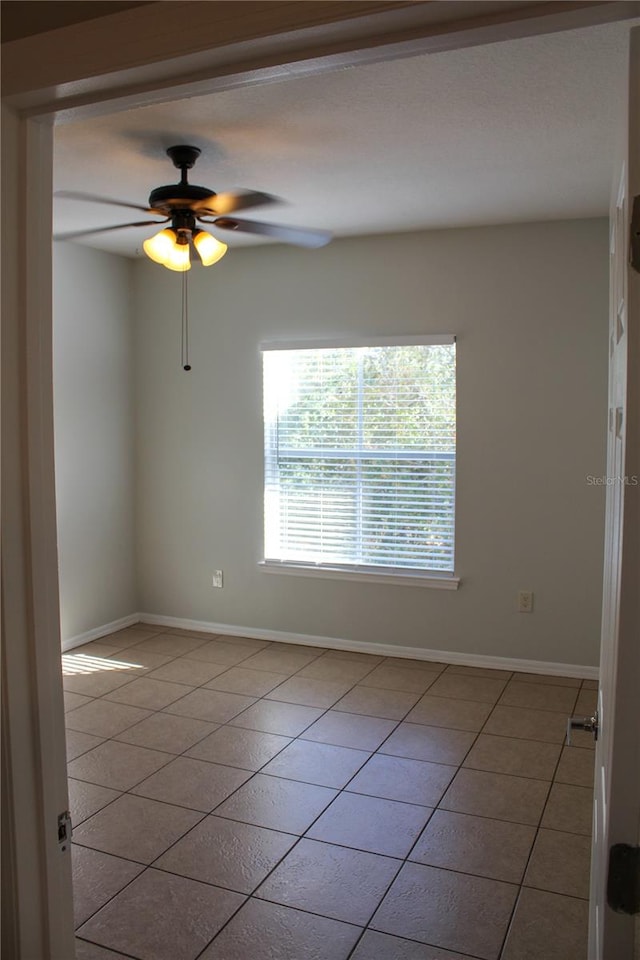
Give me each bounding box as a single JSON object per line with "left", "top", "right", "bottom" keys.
{"left": 53, "top": 20, "right": 635, "bottom": 258}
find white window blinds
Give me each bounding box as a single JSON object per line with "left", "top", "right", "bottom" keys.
{"left": 263, "top": 338, "right": 456, "bottom": 575}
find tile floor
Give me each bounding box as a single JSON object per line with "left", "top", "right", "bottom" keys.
{"left": 65, "top": 625, "right": 596, "bottom": 960}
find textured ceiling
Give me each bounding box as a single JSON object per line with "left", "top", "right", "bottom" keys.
{"left": 53, "top": 20, "right": 635, "bottom": 258}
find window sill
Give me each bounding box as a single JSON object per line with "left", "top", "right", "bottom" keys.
{"left": 259, "top": 561, "right": 460, "bottom": 589}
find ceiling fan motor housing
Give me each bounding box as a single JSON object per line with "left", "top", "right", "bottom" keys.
{"left": 148, "top": 182, "right": 216, "bottom": 215}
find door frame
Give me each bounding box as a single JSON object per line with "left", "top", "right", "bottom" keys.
{"left": 2, "top": 104, "right": 75, "bottom": 960}
{"left": 2, "top": 3, "right": 638, "bottom": 955}
{"left": 591, "top": 26, "right": 640, "bottom": 959}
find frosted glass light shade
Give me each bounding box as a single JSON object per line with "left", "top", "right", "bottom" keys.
{"left": 194, "top": 230, "right": 227, "bottom": 266}
{"left": 164, "top": 242, "right": 191, "bottom": 272}
{"left": 143, "top": 229, "right": 191, "bottom": 271}
{"left": 143, "top": 228, "right": 177, "bottom": 264}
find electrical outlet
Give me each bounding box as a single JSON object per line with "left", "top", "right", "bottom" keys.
{"left": 517, "top": 590, "right": 533, "bottom": 613}
{"left": 212, "top": 570, "right": 223, "bottom": 588}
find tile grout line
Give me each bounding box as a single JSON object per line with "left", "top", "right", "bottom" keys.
{"left": 75, "top": 932, "right": 140, "bottom": 960}
{"left": 66, "top": 632, "right": 593, "bottom": 959}
{"left": 67, "top": 638, "right": 296, "bottom": 940}
{"left": 342, "top": 680, "right": 510, "bottom": 960}
{"left": 495, "top": 684, "right": 582, "bottom": 960}
{"left": 236, "top": 673, "right": 503, "bottom": 958}
{"left": 69, "top": 637, "right": 432, "bottom": 955}
{"left": 362, "top": 681, "right": 548, "bottom": 956}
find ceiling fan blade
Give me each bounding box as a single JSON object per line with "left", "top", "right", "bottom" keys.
{"left": 54, "top": 220, "right": 168, "bottom": 241}
{"left": 208, "top": 217, "right": 332, "bottom": 248}
{"left": 194, "top": 190, "right": 279, "bottom": 216}
{"left": 55, "top": 190, "right": 157, "bottom": 214}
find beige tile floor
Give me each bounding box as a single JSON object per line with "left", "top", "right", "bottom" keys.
{"left": 65, "top": 625, "right": 596, "bottom": 960}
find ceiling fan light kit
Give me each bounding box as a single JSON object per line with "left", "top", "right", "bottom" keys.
{"left": 143, "top": 228, "right": 189, "bottom": 270}
{"left": 142, "top": 225, "right": 228, "bottom": 271}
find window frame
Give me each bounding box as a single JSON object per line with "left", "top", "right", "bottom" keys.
{"left": 260, "top": 334, "right": 459, "bottom": 589}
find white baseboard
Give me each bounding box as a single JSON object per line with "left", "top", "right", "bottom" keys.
{"left": 62, "top": 613, "right": 141, "bottom": 652}
{"left": 138, "top": 612, "right": 599, "bottom": 680}
{"left": 61, "top": 611, "right": 600, "bottom": 681}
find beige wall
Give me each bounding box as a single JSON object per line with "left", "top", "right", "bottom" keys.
{"left": 133, "top": 218, "right": 608, "bottom": 667}
{"left": 54, "top": 244, "right": 137, "bottom": 641}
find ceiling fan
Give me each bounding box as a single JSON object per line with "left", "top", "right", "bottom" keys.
{"left": 54, "top": 144, "right": 332, "bottom": 270}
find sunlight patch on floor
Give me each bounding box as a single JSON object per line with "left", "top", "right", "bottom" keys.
{"left": 62, "top": 654, "right": 144, "bottom": 676}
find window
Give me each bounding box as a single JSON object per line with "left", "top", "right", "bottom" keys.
{"left": 262, "top": 336, "right": 456, "bottom": 580}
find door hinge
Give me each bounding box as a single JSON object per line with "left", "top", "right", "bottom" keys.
{"left": 57, "top": 810, "right": 72, "bottom": 852}
{"left": 631, "top": 195, "right": 640, "bottom": 275}
{"left": 607, "top": 844, "right": 640, "bottom": 914}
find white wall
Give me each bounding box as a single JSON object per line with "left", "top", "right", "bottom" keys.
{"left": 53, "top": 244, "right": 137, "bottom": 641}
{"left": 133, "top": 218, "right": 609, "bottom": 667}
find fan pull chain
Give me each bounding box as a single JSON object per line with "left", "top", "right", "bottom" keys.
{"left": 181, "top": 269, "right": 191, "bottom": 371}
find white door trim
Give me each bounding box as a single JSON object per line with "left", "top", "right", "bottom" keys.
{"left": 3, "top": 1, "right": 637, "bottom": 117}
{"left": 589, "top": 26, "right": 640, "bottom": 960}
{"left": 602, "top": 27, "right": 640, "bottom": 959}
{"left": 1, "top": 106, "right": 75, "bottom": 959}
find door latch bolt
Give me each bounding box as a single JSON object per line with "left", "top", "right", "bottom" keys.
{"left": 566, "top": 712, "right": 599, "bottom": 745}
{"left": 58, "top": 810, "right": 72, "bottom": 852}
